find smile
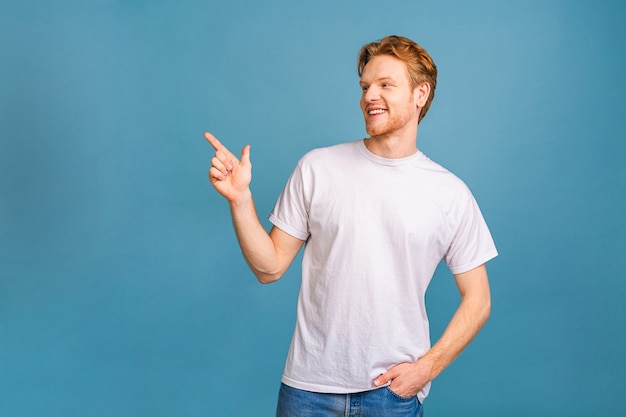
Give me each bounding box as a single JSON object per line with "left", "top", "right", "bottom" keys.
{"left": 368, "top": 109, "right": 387, "bottom": 115}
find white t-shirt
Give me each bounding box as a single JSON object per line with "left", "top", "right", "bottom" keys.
{"left": 269, "top": 140, "right": 498, "bottom": 402}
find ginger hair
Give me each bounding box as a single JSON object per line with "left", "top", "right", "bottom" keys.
{"left": 357, "top": 35, "right": 438, "bottom": 123}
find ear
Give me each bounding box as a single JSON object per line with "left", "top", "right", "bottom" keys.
{"left": 414, "top": 82, "right": 430, "bottom": 108}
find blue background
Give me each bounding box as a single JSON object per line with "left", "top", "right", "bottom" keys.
{"left": 1, "top": 0, "right": 624, "bottom": 415}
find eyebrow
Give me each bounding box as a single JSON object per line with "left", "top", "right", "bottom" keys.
{"left": 359, "top": 76, "right": 396, "bottom": 85}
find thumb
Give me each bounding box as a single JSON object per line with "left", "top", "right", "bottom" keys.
{"left": 373, "top": 371, "right": 393, "bottom": 387}
{"left": 241, "top": 144, "right": 251, "bottom": 165}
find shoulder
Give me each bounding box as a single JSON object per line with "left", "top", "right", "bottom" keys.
{"left": 414, "top": 154, "right": 472, "bottom": 197}
{"left": 297, "top": 140, "right": 362, "bottom": 167}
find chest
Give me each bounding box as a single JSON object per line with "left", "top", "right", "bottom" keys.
{"left": 307, "top": 166, "right": 455, "bottom": 253}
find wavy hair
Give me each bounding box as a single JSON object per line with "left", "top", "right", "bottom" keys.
{"left": 357, "top": 35, "right": 438, "bottom": 123}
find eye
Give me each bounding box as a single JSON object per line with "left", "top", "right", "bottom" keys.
{"left": 361, "top": 85, "right": 369, "bottom": 92}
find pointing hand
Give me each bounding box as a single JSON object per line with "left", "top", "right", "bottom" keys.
{"left": 204, "top": 132, "right": 252, "bottom": 203}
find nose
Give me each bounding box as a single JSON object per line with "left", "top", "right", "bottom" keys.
{"left": 363, "top": 85, "right": 380, "bottom": 102}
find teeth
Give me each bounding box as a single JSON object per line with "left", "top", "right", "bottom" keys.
{"left": 369, "top": 109, "right": 386, "bottom": 115}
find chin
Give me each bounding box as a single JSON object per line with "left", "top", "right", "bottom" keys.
{"left": 366, "top": 126, "right": 388, "bottom": 137}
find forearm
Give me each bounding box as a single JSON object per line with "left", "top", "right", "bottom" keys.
{"left": 205, "top": 133, "right": 300, "bottom": 283}
{"left": 420, "top": 290, "right": 491, "bottom": 380}
{"left": 373, "top": 270, "right": 491, "bottom": 396}
{"left": 229, "top": 190, "right": 284, "bottom": 284}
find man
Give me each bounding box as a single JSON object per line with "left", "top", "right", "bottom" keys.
{"left": 205, "top": 35, "right": 497, "bottom": 416}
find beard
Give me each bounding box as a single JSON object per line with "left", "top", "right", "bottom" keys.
{"left": 363, "top": 100, "right": 417, "bottom": 137}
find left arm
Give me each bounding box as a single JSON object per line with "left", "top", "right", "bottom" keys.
{"left": 373, "top": 263, "right": 491, "bottom": 396}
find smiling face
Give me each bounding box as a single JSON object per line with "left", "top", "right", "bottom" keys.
{"left": 359, "top": 55, "right": 425, "bottom": 139}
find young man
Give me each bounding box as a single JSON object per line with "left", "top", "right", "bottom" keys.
{"left": 205, "top": 35, "right": 497, "bottom": 416}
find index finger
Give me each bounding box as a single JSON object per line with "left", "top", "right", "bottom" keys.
{"left": 204, "top": 132, "right": 235, "bottom": 157}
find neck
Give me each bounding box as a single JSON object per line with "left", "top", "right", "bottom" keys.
{"left": 364, "top": 128, "right": 419, "bottom": 159}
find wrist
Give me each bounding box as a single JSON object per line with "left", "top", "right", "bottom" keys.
{"left": 228, "top": 188, "right": 253, "bottom": 208}
{"left": 415, "top": 352, "right": 445, "bottom": 381}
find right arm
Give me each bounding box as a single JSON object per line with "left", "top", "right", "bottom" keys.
{"left": 204, "top": 132, "right": 305, "bottom": 283}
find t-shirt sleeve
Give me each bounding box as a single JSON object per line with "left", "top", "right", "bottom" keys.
{"left": 269, "top": 162, "right": 310, "bottom": 241}
{"left": 443, "top": 193, "right": 498, "bottom": 275}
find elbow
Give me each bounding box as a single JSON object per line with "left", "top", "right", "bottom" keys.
{"left": 244, "top": 258, "right": 285, "bottom": 284}
{"left": 483, "top": 300, "right": 491, "bottom": 323}
{"left": 480, "top": 295, "right": 492, "bottom": 326}
{"left": 256, "top": 274, "right": 281, "bottom": 285}
{"left": 253, "top": 269, "right": 284, "bottom": 285}
{"left": 464, "top": 292, "right": 491, "bottom": 328}
{"left": 247, "top": 250, "right": 296, "bottom": 284}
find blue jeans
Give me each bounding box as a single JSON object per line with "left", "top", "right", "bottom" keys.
{"left": 276, "top": 383, "right": 424, "bottom": 417}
